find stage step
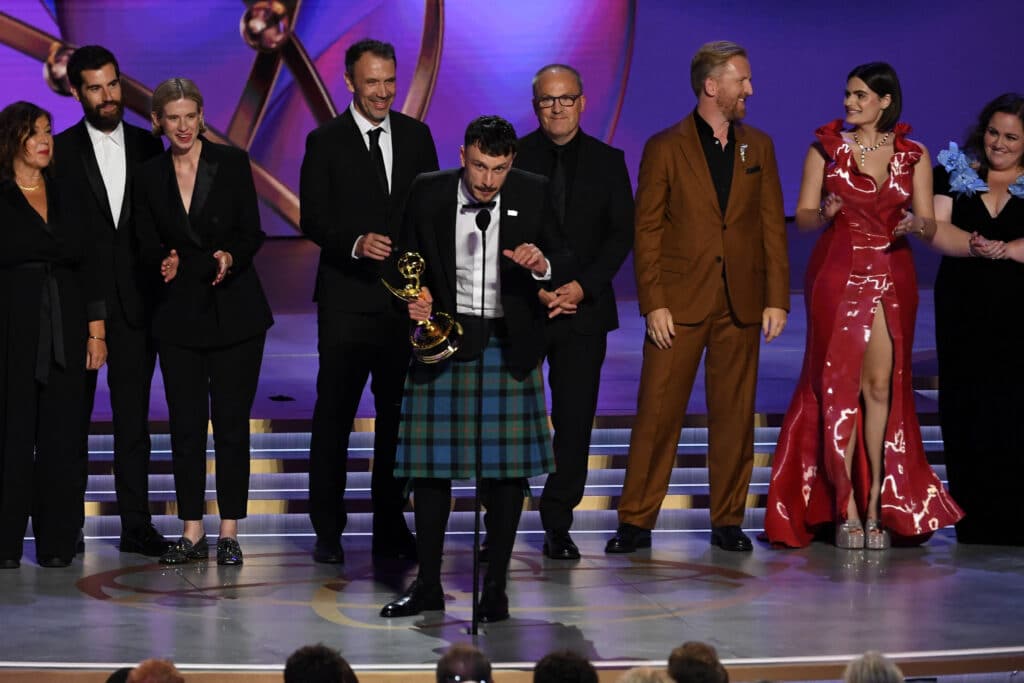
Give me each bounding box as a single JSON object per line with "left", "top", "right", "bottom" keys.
{"left": 79, "top": 424, "right": 951, "bottom": 539}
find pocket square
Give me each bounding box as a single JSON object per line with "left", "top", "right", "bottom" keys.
{"left": 507, "top": 209, "right": 518, "bottom": 216}
{"left": 745, "top": 165, "right": 762, "bottom": 174}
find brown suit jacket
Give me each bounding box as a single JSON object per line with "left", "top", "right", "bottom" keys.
{"left": 633, "top": 113, "right": 789, "bottom": 324}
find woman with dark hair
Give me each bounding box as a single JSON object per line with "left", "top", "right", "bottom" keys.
{"left": 0, "top": 101, "right": 106, "bottom": 568}
{"left": 933, "top": 93, "right": 1024, "bottom": 545}
{"left": 765, "top": 63, "right": 965, "bottom": 548}
{"left": 135, "top": 78, "right": 273, "bottom": 566}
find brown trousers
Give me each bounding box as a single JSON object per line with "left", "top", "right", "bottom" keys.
{"left": 618, "top": 279, "right": 760, "bottom": 529}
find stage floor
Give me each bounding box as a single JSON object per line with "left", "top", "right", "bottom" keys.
{"left": 1, "top": 531, "right": 1022, "bottom": 677}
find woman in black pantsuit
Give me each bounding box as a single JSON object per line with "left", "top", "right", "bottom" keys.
{"left": 135, "top": 79, "right": 273, "bottom": 566}
{"left": 0, "top": 101, "right": 107, "bottom": 568}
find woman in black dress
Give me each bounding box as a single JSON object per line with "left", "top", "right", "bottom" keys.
{"left": 933, "top": 93, "right": 1024, "bottom": 545}
{"left": 0, "top": 102, "right": 107, "bottom": 568}
{"left": 135, "top": 78, "right": 273, "bottom": 565}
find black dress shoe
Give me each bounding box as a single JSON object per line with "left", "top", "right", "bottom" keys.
{"left": 605, "top": 523, "right": 652, "bottom": 554}
{"left": 37, "top": 556, "right": 72, "bottom": 568}
{"left": 710, "top": 525, "right": 753, "bottom": 552}
{"left": 120, "top": 524, "right": 173, "bottom": 557}
{"left": 75, "top": 530, "right": 85, "bottom": 555}
{"left": 380, "top": 579, "right": 445, "bottom": 618}
{"left": 160, "top": 535, "right": 209, "bottom": 565}
{"left": 478, "top": 580, "right": 509, "bottom": 623}
{"left": 0, "top": 558, "right": 20, "bottom": 569}
{"left": 216, "top": 537, "right": 244, "bottom": 566}
{"left": 543, "top": 530, "right": 581, "bottom": 560}
{"left": 312, "top": 539, "right": 344, "bottom": 564}
{"left": 372, "top": 528, "right": 418, "bottom": 561}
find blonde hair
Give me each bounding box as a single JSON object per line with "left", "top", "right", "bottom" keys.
{"left": 618, "top": 667, "right": 672, "bottom": 683}
{"left": 150, "top": 77, "right": 206, "bottom": 136}
{"left": 690, "top": 41, "right": 747, "bottom": 98}
{"left": 843, "top": 651, "right": 905, "bottom": 683}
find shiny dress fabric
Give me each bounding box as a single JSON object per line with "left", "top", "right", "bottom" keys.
{"left": 765, "top": 120, "right": 963, "bottom": 547}
{"left": 934, "top": 166, "right": 1024, "bottom": 545}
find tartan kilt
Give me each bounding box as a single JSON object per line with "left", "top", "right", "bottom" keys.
{"left": 395, "top": 337, "right": 553, "bottom": 480}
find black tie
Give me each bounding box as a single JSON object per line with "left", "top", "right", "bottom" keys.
{"left": 368, "top": 127, "right": 388, "bottom": 197}
{"left": 550, "top": 145, "right": 566, "bottom": 223}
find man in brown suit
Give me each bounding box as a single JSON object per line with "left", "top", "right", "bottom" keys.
{"left": 606, "top": 41, "right": 789, "bottom": 553}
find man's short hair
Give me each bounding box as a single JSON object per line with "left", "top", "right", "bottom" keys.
{"left": 464, "top": 115, "right": 518, "bottom": 157}
{"left": 531, "top": 64, "right": 584, "bottom": 98}
{"left": 436, "top": 643, "right": 492, "bottom": 683}
{"left": 667, "top": 642, "right": 728, "bottom": 683}
{"left": 689, "top": 41, "right": 747, "bottom": 98}
{"left": 67, "top": 45, "right": 119, "bottom": 90}
{"left": 345, "top": 39, "right": 396, "bottom": 74}
{"left": 125, "top": 659, "right": 184, "bottom": 683}
{"left": 534, "top": 650, "right": 598, "bottom": 683}
{"left": 285, "top": 643, "right": 358, "bottom": 683}
{"left": 843, "top": 651, "right": 904, "bottom": 683}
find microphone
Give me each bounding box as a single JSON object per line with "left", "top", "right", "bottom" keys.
{"left": 475, "top": 209, "right": 491, "bottom": 232}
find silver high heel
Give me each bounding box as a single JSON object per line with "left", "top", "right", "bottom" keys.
{"left": 836, "top": 519, "right": 865, "bottom": 549}
{"left": 865, "top": 520, "right": 890, "bottom": 550}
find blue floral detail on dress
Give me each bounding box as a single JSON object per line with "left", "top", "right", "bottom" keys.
{"left": 937, "top": 142, "right": 989, "bottom": 196}
{"left": 1009, "top": 175, "right": 1024, "bottom": 199}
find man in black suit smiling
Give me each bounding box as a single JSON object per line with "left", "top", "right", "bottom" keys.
{"left": 300, "top": 39, "right": 439, "bottom": 564}
{"left": 54, "top": 45, "right": 168, "bottom": 557}
{"left": 514, "top": 64, "right": 634, "bottom": 560}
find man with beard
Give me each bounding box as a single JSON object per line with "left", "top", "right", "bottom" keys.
{"left": 300, "top": 39, "right": 438, "bottom": 564}
{"left": 605, "top": 41, "right": 789, "bottom": 554}
{"left": 55, "top": 45, "right": 168, "bottom": 557}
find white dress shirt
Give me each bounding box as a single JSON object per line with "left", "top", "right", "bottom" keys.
{"left": 350, "top": 102, "right": 393, "bottom": 258}
{"left": 85, "top": 120, "right": 127, "bottom": 225}
{"left": 455, "top": 179, "right": 504, "bottom": 318}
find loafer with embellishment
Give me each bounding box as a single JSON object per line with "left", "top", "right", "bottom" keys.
{"left": 160, "top": 535, "right": 209, "bottom": 565}
{"left": 217, "top": 537, "right": 244, "bottom": 565}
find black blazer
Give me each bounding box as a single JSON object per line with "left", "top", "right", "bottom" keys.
{"left": 0, "top": 177, "right": 90, "bottom": 376}
{"left": 299, "top": 109, "right": 439, "bottom": 314}
{"left": 53, "top": 119, "right": 164, "bottom": 327}
{"left": 134, "top": 139, "right": 273, "bottom": 348}
{"left": 514, "top": 129, "right": 634, "bottom": 334}
{"left": 397, "top": 168, "right": 570, "bottom": 377}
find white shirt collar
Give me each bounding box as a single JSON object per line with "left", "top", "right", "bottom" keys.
{"left": 84, "top": 119, "right": 125, "bottom": 148}
{"left": 349, "top": 102, "right": 391, "bottom": 137}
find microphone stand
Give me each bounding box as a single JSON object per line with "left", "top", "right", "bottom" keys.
{"left": 470, "top": 207, "right": 490, "bottom": 636}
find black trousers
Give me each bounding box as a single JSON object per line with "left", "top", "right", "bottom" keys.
{"left": 79, "top": 304, "right": 158, "bottom": 533}
{"left": 308, "top": 309, "right": 411, "bottom": 542}
{"left": 159, "top": 334, "right": 265, "bottom": 521}
{"left": 539, "top": 323, "right": 608, "bottom": 533}
{"left": 413, "top": 477, "right": 525, "bottom": 589}
{"left": 0, "top": 359, "right": 84, "bottom": 561}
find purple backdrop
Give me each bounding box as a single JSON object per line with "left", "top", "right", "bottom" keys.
{"left": 2, "top": 0, "right": 1022, "bottom": 285}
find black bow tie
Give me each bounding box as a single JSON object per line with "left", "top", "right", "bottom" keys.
{"left": 462, "top": 201, "right": 496, "bottom": 211}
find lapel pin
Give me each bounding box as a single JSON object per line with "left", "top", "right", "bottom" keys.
{"left": 507, "top": 209, "right": 518, "bottom": 216}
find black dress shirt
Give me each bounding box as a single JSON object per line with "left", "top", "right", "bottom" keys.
{"left": 694, "top": 110, "right": 735, "bottom": 213}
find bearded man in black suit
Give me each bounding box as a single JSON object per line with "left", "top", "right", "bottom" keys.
{"left": 54, "top": 45, "right": 168, "bottom": 557}
{"left": 300, "top": 38, "right": 439, "bottom": 564}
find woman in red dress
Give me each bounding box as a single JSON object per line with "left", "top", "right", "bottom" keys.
{"left": 765, "top": 63, "right": 964, "bottom": 549}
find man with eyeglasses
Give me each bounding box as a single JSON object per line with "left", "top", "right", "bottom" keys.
{"left": 513, "top": 64, "right": 634, "bottom": 560}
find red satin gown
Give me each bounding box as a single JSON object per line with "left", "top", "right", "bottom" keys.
{"left": 765, "top": 120, "right": 963, "bottom": 547}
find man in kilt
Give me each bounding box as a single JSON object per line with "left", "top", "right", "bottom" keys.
{"left": 380, "top": 116, "right": 570, "bottom": 623}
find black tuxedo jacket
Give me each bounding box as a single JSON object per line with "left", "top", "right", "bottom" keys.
{"left": 299, "top": 108, "right": 439, "bottom": 314}
{"left": 397, "top": 168, "right": 571, "bottom": 377}
{"left": 53, "top": 120, "right": 164, "bottom": 327}
{"left": 134, "top": 139, "right": 273, "bottom": 348}
{"left": 514, "top": 129, "right": 634, "bottom": 334}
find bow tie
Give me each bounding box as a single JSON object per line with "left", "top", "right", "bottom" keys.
{"left": 462, "top": 201, "right": 496, "bottom": 211}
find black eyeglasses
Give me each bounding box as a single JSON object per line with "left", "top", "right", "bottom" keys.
{"left": 534, "top": 94, "right": 582, "bottom": 109}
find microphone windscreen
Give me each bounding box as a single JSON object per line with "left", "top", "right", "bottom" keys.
{"left": 475, "top": 209, "right": 491, "bottom": 232}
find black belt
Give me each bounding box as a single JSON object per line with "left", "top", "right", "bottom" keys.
{"left": 456, "top": 313, "right": 508, "bottom": 341}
